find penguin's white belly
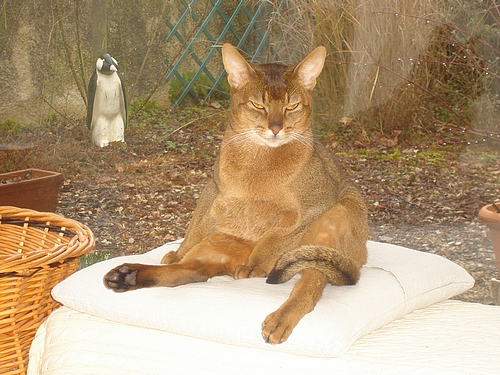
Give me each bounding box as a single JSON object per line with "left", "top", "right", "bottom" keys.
{"left": 91, "top": 77, "right": 125, "bottom": 147}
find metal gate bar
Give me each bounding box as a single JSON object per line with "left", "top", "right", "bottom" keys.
{"left": 165, "top": 0, "right": 287, "bottom": 107}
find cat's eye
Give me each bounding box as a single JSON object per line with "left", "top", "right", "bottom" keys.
{"left": 286, "top": 103, "right": 299, "bottom": 110}
{"left": 251, "top": 101, "right": 265, "bottom": 110}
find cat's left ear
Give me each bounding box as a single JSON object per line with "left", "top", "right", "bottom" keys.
{"left": 293, "top": 46, "right": 326, "bottom": 91}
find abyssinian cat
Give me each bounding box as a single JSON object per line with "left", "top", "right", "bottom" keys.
{"left": 104, "top": 43, "right": 369, "bottom": 344}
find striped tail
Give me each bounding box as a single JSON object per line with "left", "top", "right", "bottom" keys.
{"left": 266, "top": 245, "right": 361, "bottom": 286}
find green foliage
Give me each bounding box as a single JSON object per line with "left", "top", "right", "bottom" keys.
{"left": 43, "top": 114, "right": 59, "bottom": 128}
{"left": 0, "top": 118, "right": 21, "bottom": 135}
{"left": 379, "top": 148, "right": 404, "bottom": 161}
{"left": 130, "top": 99, "right": 159, "bottom": 114}
{"left": 433, "top": 106, "right": 452, "bottom": 122}
{"left": 79, "top": 251, "right": 112, "bottom": 270}
{"left": 165, "top": 140, "right": 191, "bottom": 154}
{"left": 129, "top": 99, "right": 162, "bottom": 129}
{"left": 168, "top": 71, "right": 229, "bottom": 104}
{"left": 417, "top": 150, "right": 448, "bottom": 164}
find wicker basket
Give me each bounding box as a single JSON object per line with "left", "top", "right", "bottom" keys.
{"left": 0, "top": 206, "right": 95, "bottom": 375}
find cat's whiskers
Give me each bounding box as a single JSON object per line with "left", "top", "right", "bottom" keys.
{"left": 224, "top": 129, "right": 258, "bottom": 147}
{"left": 284, "top": 128, "right": 314, "bottom": 150}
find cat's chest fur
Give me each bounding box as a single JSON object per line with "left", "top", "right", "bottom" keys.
{"left": 209, "top": 141, "right": 310, "bottom": 241}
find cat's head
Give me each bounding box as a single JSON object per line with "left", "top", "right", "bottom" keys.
{"left": 222, "top": 44, "right": 326, "bottom": 148}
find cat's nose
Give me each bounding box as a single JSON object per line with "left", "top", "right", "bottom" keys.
{"left": 269, "top": 121, "right": 283, "bottom": 135}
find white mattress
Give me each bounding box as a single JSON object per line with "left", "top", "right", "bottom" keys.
{"left": 29, "top": 301, "right": 500, "bottom": 375}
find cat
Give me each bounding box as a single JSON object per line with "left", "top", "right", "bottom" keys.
{"left": 104, "top": 43, "right": 369, "bottom": 345}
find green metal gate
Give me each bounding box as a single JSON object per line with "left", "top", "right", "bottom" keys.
{"left": 165, "top": 0, "right": 287, "bottom": 107}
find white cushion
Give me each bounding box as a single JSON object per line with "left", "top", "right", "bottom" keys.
{"left": 52, "top": 240, "right": 474, "bottom": 357}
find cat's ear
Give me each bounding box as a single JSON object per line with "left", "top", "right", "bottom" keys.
{"left": 293, "top": 46, "right": 326, "bottom": 90}
{"left": 222, "top": 44, "right": 255, "bottom": 89}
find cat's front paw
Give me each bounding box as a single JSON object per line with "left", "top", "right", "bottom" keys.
{"left": 104, "top": 263, "right": 142, "bottom": 292}
{"left": 234, "top": 264, "right": 267, "bottom": 279}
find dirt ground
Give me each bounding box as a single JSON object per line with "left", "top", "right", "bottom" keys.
{"left": 1, "top": 106, "right": 499, "bottom": 304}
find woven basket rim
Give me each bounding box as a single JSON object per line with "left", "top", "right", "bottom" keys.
{"left": 0, "top": 206, "right": 95, "bottom": 274}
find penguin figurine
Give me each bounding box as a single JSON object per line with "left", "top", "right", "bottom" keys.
{"left": 87, "top": 54, "right": 127, "bottom": 147}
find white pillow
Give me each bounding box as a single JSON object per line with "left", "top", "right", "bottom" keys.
{"left": 52, "top": 240, "right": 474, "bottom": 357}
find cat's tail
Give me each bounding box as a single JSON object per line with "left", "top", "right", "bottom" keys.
{"left": 266, "top": 245, "right": 361, "bottom": 286}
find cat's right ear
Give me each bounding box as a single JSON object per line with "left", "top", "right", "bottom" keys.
{"left": 222, "top": 44, "right": 255, "bottom": 89}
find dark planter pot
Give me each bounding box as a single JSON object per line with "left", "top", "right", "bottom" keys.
{"left": 478, "top": 202, "right": 500, "bottom": 274}
{"left": 0, "top": 169, "right": 63, "bottom": 212}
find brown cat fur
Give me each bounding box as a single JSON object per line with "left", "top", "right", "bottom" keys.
{"left": 104, "top": 43, "right": 369, "bottom": 344}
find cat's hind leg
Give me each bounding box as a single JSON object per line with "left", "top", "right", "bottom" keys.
{"left": 261, "top": 205, "right": 367, "bottom": 344}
